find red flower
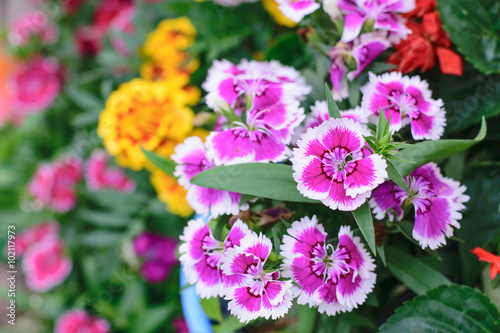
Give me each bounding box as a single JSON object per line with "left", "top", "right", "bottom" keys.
{"left": 74, "top": 26, "right": 103, "bottom": 56}
{"left": 471, "top": 247, "right": 500, "bottom": 280}
{"left": 388, "top": 0, "right": 463, "bottom": 76}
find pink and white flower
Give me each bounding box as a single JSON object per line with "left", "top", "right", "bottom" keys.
{"left": 361, "top": 72, "right": 446, "bottom": 140}
{"left": 9, "top": 56, "right": 63, "bottom": 114}
{"left": 133, "top": 232, "right": 178, "bottom": 283}
{"left": 212, "top": 0, "right": 258, "bottom": 6}
{"left": 333, "top": 0, "right": 415, "bottom": 42}
{"left": 55, "top": 309, "right": 110, "bottom": 333}
{"left": 172, "top": 136, "right": 241, "bottom": 218}
{"left": 86, "top": 149, "right": 135, "bottom": 193}
{"left": 9, "top": 221, "right": 59, "bottom": 257}
{"left": 275, "top": 0, "right": 320, "bottom": 23}
{"left": 281, "top": 216, "right": 376, "bottom": 315}
{"left": 8, "top": 11, "right": 58, "bottom": 46}
{"left": 179, "top": 218, "right": 251, "bottom": 298}
{"left": 370, "top": 163, "right": 469, "bottom": 249}
{"left": 292, "top": 118, "right": 387, "bottom": 211}
{"left": 221, "top": 232, "right": 293, "bottom": 323}
{"left": 328, "top": 33, "right": 390, "bottom": 100}
{"left": 22, "top": 238, "right": 72, "bottom": 292}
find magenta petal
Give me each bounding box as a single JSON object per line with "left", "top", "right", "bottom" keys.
{"left": 330, "top": 60, "right": 347, "bottom": 95}
{"left": 233, "top": 285, "right": 263, "bottom": 313}
{"left": 291, "top": 256, "right": 325, "bottom": 295}
{"left": 252, "top": 130, "right": 288, "bottom": 163}
{"left": 208, "top": 129, "right": 254, "bottom": 164}
{"left": 413, "top": 197, "right": 452, "bottom": 249}
{"left": 370, "top": 181, "right": 404, "bottom": 220}
{"left": 342, "top": 12, "right": 366, "bottom": 42}
{"left": 194, "top": 253, "right": 221, "bottom": 287}
{"left": 295, "top": 156, "right": 332, "bottom": 200}
{"left": 218, "top": 77, "right": 239, "bottom": 106}
{"left": 350, "top": 40, "right": 388, "bottom": 79}
{"left": 344, "top": 155, "right": 387, "bottom": 198}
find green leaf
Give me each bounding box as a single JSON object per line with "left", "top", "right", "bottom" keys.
{"left": 379, "top": 285, "right": 500, "bottom": 333}
{"left": 376, "top": 110, "right": 387, "bottom": 141}
{"left": 80, "top": 231, "right": 122, "bottom": 248}
{"left": 190, "top": 163, "right": 319, "bottom": 203}
{"left": 77, "top": 209, "right": 131, "bottom": 228}
{"left": 326, "top": 83, "right": 342, "bottom": 119}
{"left": 386, "top": 160, "right": 412, "bottom": 196}
{"left": 437, "top": 0, "right": 500, "bottom": 75}
{"left": 348, "top": 77, "right": 361, "bottom": 107}
{"left": 352, "top": 201, "right": 376, "bottom": 255}
{"left": 200, "top": 297, "right": 223, "bottom": 323}
{"left": 142, "top": 148, "right": 177, "bottom": 178}
{"left": 385, "top": 246, "right": 451, "bottom": 295}
{"left": 298, "top": 305, "right": 318, "bottom": 333}
{"left": 131, "top": 305, "right": 173, "bottom": 333}
{"left": 214, "top": 315, "right": 247, "bottom": 333}
{"left": 396, "top": 222, "right": 442, "bottom": 260}
{"left": 393, "top": 117, "right": 487, "bottom": 177}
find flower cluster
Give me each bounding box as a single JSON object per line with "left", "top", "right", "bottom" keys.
{"left": 8, "top": 11, "right": 58, "bottom": 47}
{"left": 133, "top": 232, "right": 178, "bottom": 283}
{"left": 361, "top": 71, "right": 446, "bottom": 140}
{"left": 172, "top": 136, "right": 241, "bottom": 218}
{"left": 203, "top": 59, "right": 310, "bottom": 164}
{"left": 29, "top": 155, "right": 83, "bottom": 213}
{"left": 55, "top": 309, "right": 110, "bottom": 333}
{"left": 388, "top": 0, "right": 463, "bottom": 76}
{"left": 86, "top": 149, "right": 136, "bottom": 193}
{"left": 292, "top": 117, "right": 387, "bottom": 211}
{"left": 13, "top": 221, "right": 72, "bottom": 292}
{"left": 370, "top": 162, "right": 469, "bottom": 249}
{"left": 180, "top": 216, "right": 376, "bottom": 322}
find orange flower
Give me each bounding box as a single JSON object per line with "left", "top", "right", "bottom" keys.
{"left": 471, "top": 247, "right": 500, "bottom": 280}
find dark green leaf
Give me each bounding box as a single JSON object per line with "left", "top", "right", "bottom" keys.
{"left": 386, "top": 160, "right": 412, "bottom": 196}
{"left": 379, "top": 285, "right": 500, "bottom": 333}
{"left": 397, "top": 222, "right": 442, "bottom": 260}
{"left": 393, "top": 117, "right": 486, "bottom": 177}
{"left": 386, "top": 246, "right": 451, "bottom": 295}
{"left": 348, "top": 77, "right": 361, "bottom": 107}
{"left": 326, "top": 83, "right": 342, "bottom": 119}
{"left": 437, "top": 0, "right": 500, "bottom": 74}
{"left": 142, "top": 148, "right": 177, "bottom": 178}
{"left": 377, "top": 244, "right": 387, "bottom": 267}
{"left": 298, "top": 305, "right": 318, "bottom": 333}
{"left": 190, "top": 163, "right": 319, "bottom": 203}
{"left": 80, "top": 231, "right": 122, "bottom": 248}
{"left": 77, "top": 209, "right": 130, "bottom": 228}
{"left": 131, "top": 305, "right": 173, "bottom": 333}
{"left": 352, "top": 201, "right": 376, "bottom": 255}
{"left": 200, "top": 297, "right": 223, "bottom": 323}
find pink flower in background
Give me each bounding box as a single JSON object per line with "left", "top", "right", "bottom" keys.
{"left": 370, "top": 162, "right": 469, "bottom": 249}
{"left": 75, "top": 26, "right": 103, "bottom": 56}
{"left": 86, "top": 149, "right": 135, "bottom": 192}
{"left": 292, "top": 118, "right": 387, "bottom": 211}
{"left": 93, "top": 0, "right": 133, "bottom": 32}
{"left": 8, "top": 11, "right": 58, "bottom": 46}
{"left": 22, "top": 238, "right": 72, "bottom": 292}
{"left": 328, "top": 33, "right": 390, "bottom": 100}
{"left": 179, "top": 218, "right": 250, "bottom": 298}
{"left": 10, "top": 221, "right": 59, "bottom": 257}
{"left": 9, "top": 56, "right": 62, "bottom": 115}
{"left": 55, "top": 309, "right": 110, "bottom": 333}
{"left": 275, "top": 0, "right": 320, "bottom": 23}
{"left": 221, "top": 232, "right": 293, "bottom": 323}
{"left": 133, "top": 232, "right": 178, "bottom": 282}
{"left": 361, "top": 72, "right": 446, "bottom": 140}
{"left": 307, "top": 100, "right": 370, "bottom": 129}
{"left": 281, "top": 216, "right": 376, "bottom": 315}
{"left": 172, "top": 136, "right": 241, "bottom": 218}
{"left": 29, "top": 156, "right": 83, "bottom": 213}
{"left": 334, "top": 0, "right": 415, "bottom": 42}
{"left": 173, "top": 317, "right": 189, "bottom": 333}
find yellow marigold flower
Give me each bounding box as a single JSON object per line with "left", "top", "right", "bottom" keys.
{"left": 262, "top": 0, "right": 298, "bottom": 28}
{"left": 98, "top": 79, "right": 194, "bottom": 171}
{"left": 143, "top": 17, "right": 196, "bottom": 63}
{"left": 150, "top": 168, "right": 193, "bottom": 218}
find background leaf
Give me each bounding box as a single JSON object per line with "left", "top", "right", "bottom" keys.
{"left": 142, "top": 148, "right": 177, "bottom": 178}
{"left": 352, "top": 202, "right": 376, "bottom": 255}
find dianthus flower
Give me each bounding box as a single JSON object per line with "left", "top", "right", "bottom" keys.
{"left": 471, "top": 248, "right": 500, "bottom": 280}
{"left": 86, "top": 149, "right": 135, "bottom": 193}
{"left": 262, "top": 0, "right": 298, "bottom": 28}
{"left": 328, "top": 32, "right": 390, "bottom": 100}
{"left": 10, "top": 221, "right": 59, "bottom": 257}
{"left": 74, "top": 26, "right": 103, "bottom": 56}
{"left": 370, "top": 162, "right": 469, "bottom": 249}
{"left": 8, "top": 11, "right": 58, "bottom": 46}
{"left": 9, "top": 56, "right": 63, "bottom": 114}
{"left": 54, "top": 309, "right": 110, "bottom": 333}
{"left": 133, "top": 232, "right": 178, "bottom": 283}
{"left": 179, "top": 218, "right": 251, "bottom": 298}
{"left": 361, "top": 71, "right": 445, "bottom": 140}
{"left": 274, "top": 0, "right": 320, "bottom": 23}
{"left": 98, "top": 79, "right": 194, "bottom": 170}
{"left": 22, "top": 238, "right": 72, "bottom": 292}
{"left": 172, "top": 136, "right": 241, "bottom": 218}
{"left": 387, "top": 0, "right": 462, "bottom": 76}
{"left": 281, "top": 216, "right": 376, "bottom": 315}
{"left": 149, "top": 168, "right": 193, "bottom": 218}
{"left": 292, "top": 118, "right": 387, "bottom": 211}
{"left": 29, "top": 156, "right": 83, "bottom": 213}
{"left": 221, "top": 232, "right": 293, "bottom": 323}
{"left": 93, "top": 0, "right": 133, "bottom": 32}
{"left": 331, "top": 0, "right": 415, "bottom": 43}
{"left": 203, "top": 59, "right": 309, "bottom": 164}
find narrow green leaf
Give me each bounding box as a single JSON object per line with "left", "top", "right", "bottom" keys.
{"left": 396, "top": 222, "right": 442, "bottom": 260}
{"left": 385, "top": 246, "right": 451, "bottom": 295}
{"left": 298, "top": 305, "right": 319, "bottom": 333}
{"left": 142, "top": 148, "right": 177, "bottom": 178}
{"left": 78, "top": 209, "right": 130, "bottom": 228}
{"left": 386, "top": 160, "right": 412, "bottom": 196}
{"left": 377, "top": 245, "right": 387, "bottom": 267}
{"left": 393, "top": 117, "right": 487, "bottom": 177}
{"left": 80, "top": 231, "right": 122, "bottom": 248}
{"left": 191, "top": 163, "right": 319, "bottom": 203}
{"left": 379, "top": 285, "right": 500, "bottom": 333}
{"left": 220, "top": 106, "right": 240, "bottom": 123}
{"left": 376, "top": 109, "right": 387, "bottom": 141}
{"left": 131, "top": 305, "right": 173, "bottom": 333}
{"left": 200, "top": 297, "right": 223, "bottom": 323}
{"left": 352, "top": 202, "right": 376, "bottom": 255}
{"left": 214, "top": 315, "right": 247, "bottom": 333}
{"left": 325, "top": 83, "right": 342, "bottom": 119}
